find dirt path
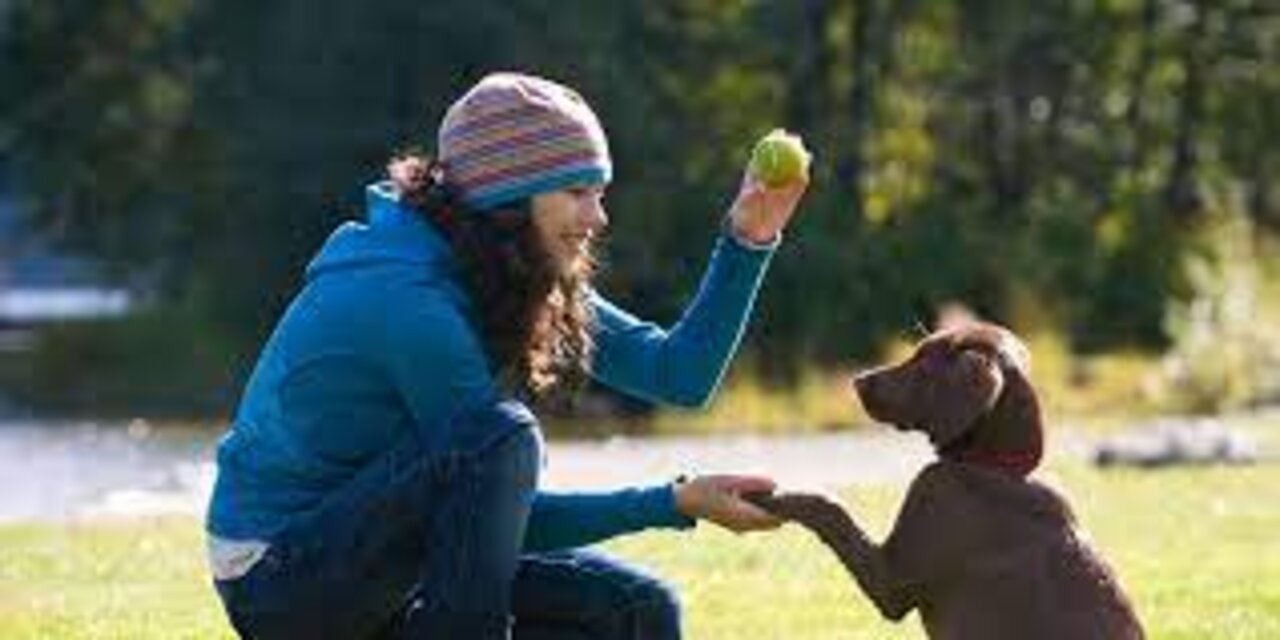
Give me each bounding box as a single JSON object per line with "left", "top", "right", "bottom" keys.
{"left": 3, "top": 412, "right": 1271, "bottom": 523}
{"left": 0, "top": 422, "right": 936, "bottom": 522}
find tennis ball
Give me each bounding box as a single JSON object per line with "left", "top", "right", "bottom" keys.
{"left": 748, "top": 129, "right": 811, "bottom": 188}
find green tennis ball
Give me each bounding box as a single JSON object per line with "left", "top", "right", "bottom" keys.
{"left": 749, "top": 129, "right": 811, "bottom": 188}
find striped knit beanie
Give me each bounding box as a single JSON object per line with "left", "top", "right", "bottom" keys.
{"left": 437, "top": 73, "right": 613, "bottom": 211}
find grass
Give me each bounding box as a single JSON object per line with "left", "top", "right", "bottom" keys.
{"left": 2, "top": 458, "right": 1278, "bottom": 639}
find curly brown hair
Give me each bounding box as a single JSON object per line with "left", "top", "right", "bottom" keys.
{"left": 388, "top": 153, "right": 596, "bottom": 397}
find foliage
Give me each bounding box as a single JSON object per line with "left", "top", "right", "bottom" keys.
{"left": 0, "top": 303, "right": 241, "bottom": 418}
{"left": 1156, "top": 214, "right": 1280, "bottom": 412}
{"left": 2, "top": 0, "right": 1278, "bottom": 413}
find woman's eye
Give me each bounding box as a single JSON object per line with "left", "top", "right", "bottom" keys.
{"left": 568, "top": 186, "right": 604, "bottom": 201}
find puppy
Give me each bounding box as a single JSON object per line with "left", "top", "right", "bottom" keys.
{"left": 749, "top": 322, "right": 1144, "bottom": 639}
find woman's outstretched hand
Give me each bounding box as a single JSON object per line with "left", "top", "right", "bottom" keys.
{"left": 673, "top": 474, "right": 783, "bottom": 533}
{"left": 727, "top": 171, "right": 810, "bottom": 246}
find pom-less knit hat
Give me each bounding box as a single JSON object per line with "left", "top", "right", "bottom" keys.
{"left": 437, "top": 72, "right": 613, "bottom": 211}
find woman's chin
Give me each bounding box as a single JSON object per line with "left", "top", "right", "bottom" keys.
{"left": 552, "top": 245, "right": 594, "bottom": 276}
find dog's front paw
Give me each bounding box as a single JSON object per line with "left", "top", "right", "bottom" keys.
{"left": 743, "top": 491, "right": 850, "bottom": 532}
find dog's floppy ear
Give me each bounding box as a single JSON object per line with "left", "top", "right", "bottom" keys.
{"left": 928, "top": 349, "right": 1005, "bottom": 446}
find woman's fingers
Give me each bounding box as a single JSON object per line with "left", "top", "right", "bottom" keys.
{"left": 723, "top": 496, "right": 785, "bottom": 532}
{"left": 676, "top": 474, "right": 784, "bottom": 532}
{"left": 711, "top": 473, "right": 778, "bottom": 495}
{"left": 729, "top": 174, "right": 810, "bottom": 244}
{"left": 708, "top": 494, "right": 781, "bottom": 532}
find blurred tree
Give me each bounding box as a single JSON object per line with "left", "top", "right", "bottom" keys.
{"left": 0, "top": 0, "right": 207, "bottom": 286}
{"left": 1, "top": 0, "right": 1276, "bottom": 414}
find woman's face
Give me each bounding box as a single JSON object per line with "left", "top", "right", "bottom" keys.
{"left": 530, "top": 184, "right": 609, "bottom": 275}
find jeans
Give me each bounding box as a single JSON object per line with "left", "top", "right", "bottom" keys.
{"left": 214, "top": 402, "right": 681, "bottom": 640}
{"left": 503, "top": 549, "right": 682, "bottom": 640}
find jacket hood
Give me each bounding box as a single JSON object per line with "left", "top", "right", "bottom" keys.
{"left": 304, "top": 181, "right": 454, "bottom": 282}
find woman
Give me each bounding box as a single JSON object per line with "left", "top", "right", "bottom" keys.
{"left": 207, "top": 72, "right": 808, "bottom": 639}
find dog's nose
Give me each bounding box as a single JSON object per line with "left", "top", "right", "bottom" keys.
{"left": 854, "top": 368, "right": 905, "bottom": 426}
{"left": 852, "top": 371, "right": 882, "bottom": 412}
{"left": 852, "top": 371, "right": 876, "bottom": 398}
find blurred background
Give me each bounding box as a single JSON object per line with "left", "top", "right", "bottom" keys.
{"left": 0, "top": 0, "right": 1278, "bottom": 427}
{"left": 2, "top": 2, "right": 1279, "bottom": 638}
{"left": 2, "top": 0, "right": 1278, "bottom": 430}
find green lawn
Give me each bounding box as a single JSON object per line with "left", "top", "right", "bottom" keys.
{"left": 2, "top": 460, "right": 1278, "bottom": 639}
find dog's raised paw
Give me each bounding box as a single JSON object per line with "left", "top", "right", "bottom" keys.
{"left": 743, "top": 491, "right": 847, "bottom": 526}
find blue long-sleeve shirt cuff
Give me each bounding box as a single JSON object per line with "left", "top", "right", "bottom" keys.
{"left": 723, "top": 217, "right": 784, "bottom": 253}
{"left": 522, "top": 483, "right": 696, "bottom": 553}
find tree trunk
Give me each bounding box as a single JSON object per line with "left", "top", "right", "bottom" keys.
{"left": 1165, "top": 0, "right": 1208, "bottom": 223}
{"left": 786, "top": 0, "right": 834, "bottom": 142}
{"left": 839, "top": 0, "right": 911, "bottom": 222}
{"left": 840, "top": 0, "right": 880, "bottom": 223}
{"left": 1124, "top": 0, "right": 1159, "bottom": 173}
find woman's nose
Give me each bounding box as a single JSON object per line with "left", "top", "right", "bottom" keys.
{"left": 583, "top": 199, "right": 608, "bottom": 232}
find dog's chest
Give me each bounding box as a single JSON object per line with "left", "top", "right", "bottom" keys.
{"left": 917, "top": 465, "right": 1082, "bottom": 575}
{"left": 946, "top": 465, "right": 1074, "bottom": 526}
{"left": 923, "top": 467, "right": 1122, "bottom": 612}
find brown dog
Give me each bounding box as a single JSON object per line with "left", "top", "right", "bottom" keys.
{"left": 748, "top": 322, "right": 1144, "bottom": 639}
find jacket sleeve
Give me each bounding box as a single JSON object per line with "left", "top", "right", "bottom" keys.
{"left": 523, "top": 485, "right": 695, "bottom": 552}
{"left": 377, "top": 283, "right": 503, "bottom": 451}
{"left": 590, "top": 230, "right": 778, "bottom": 407}
{"left": 378, "top": 283, "right": 695, "bottom": 547}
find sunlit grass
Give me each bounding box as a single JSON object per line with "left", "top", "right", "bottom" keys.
{"left": 2, "top": 459, "right": 1277, "bottom": 639}
{"left": 0, "top": 519, "right": 227, "bottom": 639}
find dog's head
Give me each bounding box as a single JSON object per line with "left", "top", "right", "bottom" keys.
{"left": 853, "top": 321, "right": 1043, "bottom": 475}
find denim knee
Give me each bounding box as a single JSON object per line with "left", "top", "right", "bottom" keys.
{"left": 623, "top": 576, "right": 682, "bottom": 640}
{"left": 512, "top": 551, "right": 684, "bottom": 640}
{"left": 407, "top": 422, "right": 542, "bottom": 625}
{"left": 598, "top": 566, "right": 682, "bottom": 640}
{"left": 487, "top": 424, "right": 542, "bottom": 494}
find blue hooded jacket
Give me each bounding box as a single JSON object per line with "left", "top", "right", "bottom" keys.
{"left": 207, "top": 182, "right": 776, "bottom": 550}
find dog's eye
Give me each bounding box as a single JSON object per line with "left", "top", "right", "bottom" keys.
{"left": 920, "top": 350, "right": 952, "bottom": 372}
{"left": 955, "top": 349, "right": 996, "bottom": 372}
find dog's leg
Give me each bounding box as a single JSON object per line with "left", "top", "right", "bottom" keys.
{"left": 745, "top": 492, "right": 918, "bottom": 621}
